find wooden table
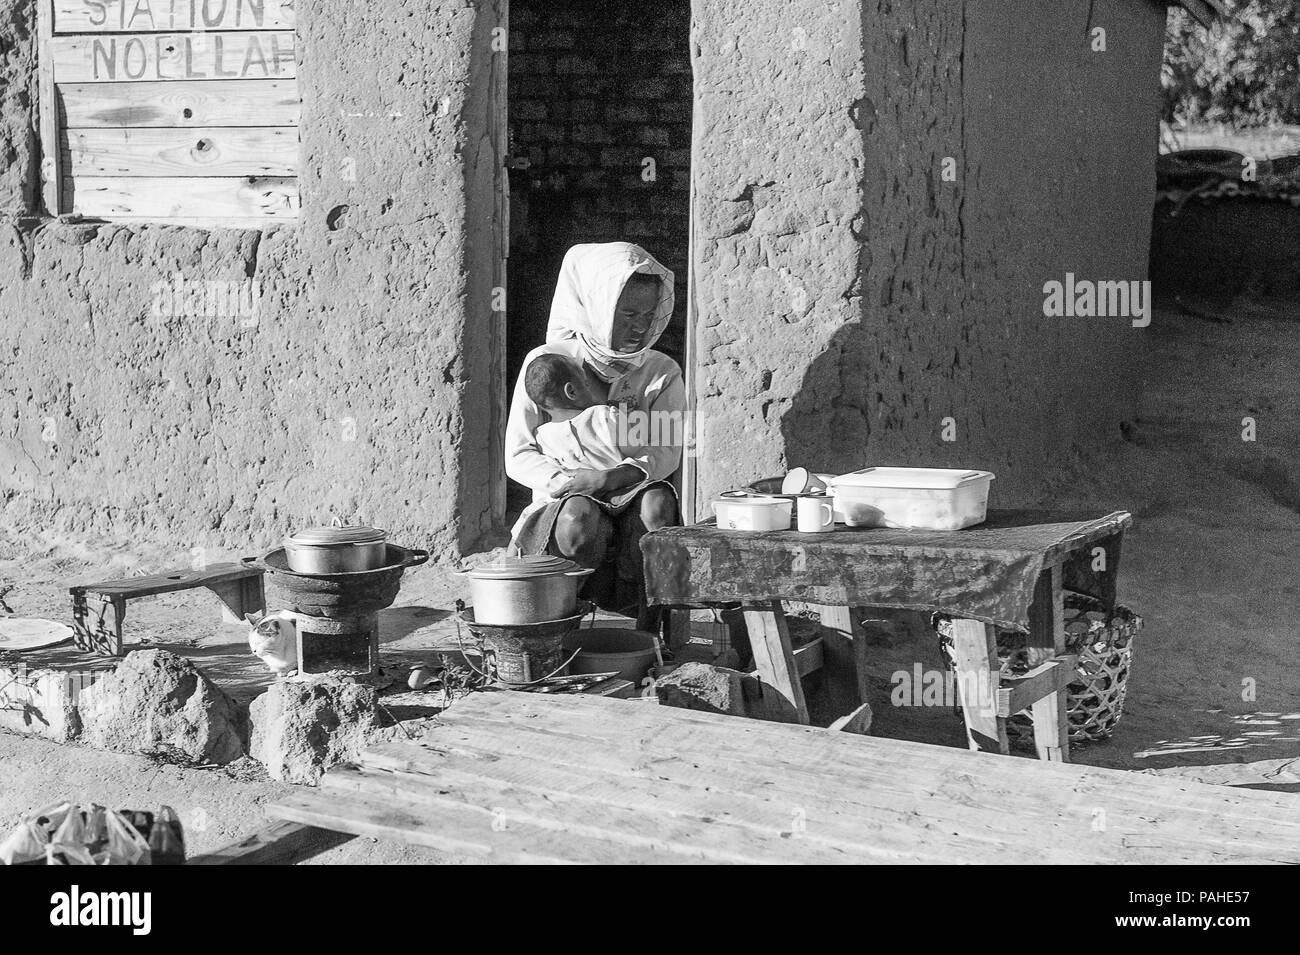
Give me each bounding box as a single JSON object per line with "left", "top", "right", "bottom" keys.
{"left": 642, "top": 510, "right": 1132, "bottom": 760}
{"left": 197, "top": 692, "right": 1300, "bottom": 865}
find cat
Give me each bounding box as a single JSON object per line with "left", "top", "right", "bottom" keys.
{"left": 244, "top": 610, "right": 298, "bottom": 674}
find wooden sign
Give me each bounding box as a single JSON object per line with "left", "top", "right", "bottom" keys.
{"left": 50, "top": 32, "right": 296, "bottom": 83}
{"left": 54, "top": 0, "right": 296, "bottom": 32}
{"left": 38, "top": 0, "right": 300, "bottom": 225}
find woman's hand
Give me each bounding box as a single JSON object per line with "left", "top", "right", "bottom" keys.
{"left": 558, "top": 465, "right": 644, "bottom": 499}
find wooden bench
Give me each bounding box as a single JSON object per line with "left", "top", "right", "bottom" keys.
{"left": 197, "top": 691, "right": 1300, "bottom": 864}
{"left": 69, "top": 563, "right": 266, "bottom": 656}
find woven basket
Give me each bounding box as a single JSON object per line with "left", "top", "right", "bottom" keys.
{"left": 935, "top": 593, "right": 1141, "bottom": 747}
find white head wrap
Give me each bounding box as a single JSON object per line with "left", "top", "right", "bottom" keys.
{"left": 546, "top": 242, "right": 675, "bottom": 381}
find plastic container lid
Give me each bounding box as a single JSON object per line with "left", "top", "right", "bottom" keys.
{"left": 831, "top": 468, "right": 994, "bottom": 490}
{"left": 286, "top": 524, "right": 387, "bottom": 545}
{"left": 464, "top": 554, "right": 583, "bottom": 579}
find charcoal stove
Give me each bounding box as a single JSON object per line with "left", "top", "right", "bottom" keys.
{"left": 242, "top": 545, "right": 428, "bottom": 677}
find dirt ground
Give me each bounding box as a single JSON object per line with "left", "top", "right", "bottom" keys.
{"left": 1, "top": 295, "right": 1297, "bottom": 860}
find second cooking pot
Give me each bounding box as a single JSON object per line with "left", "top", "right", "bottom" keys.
{"left": 283, "top": 524, "right": 389, "bottom": 574}
{"left": 461, "top": 555, "right": 595, "bottom": 625}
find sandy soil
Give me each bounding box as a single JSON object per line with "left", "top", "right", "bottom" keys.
{"left": 1, "top": 296, "right": 1297, "bottom": 859}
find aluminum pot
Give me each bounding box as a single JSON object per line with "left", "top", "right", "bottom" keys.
{"left": 283, "top": 525, "right": 388, "bottom": 574}
{"left": 461, "top": 555, "right": 595, "bottom": 626}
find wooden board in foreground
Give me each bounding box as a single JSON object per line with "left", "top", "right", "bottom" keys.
{"left": 268, "top": 692, "right": 1300, "bottom": 865}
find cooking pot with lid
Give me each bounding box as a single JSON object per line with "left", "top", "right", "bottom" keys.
{"left": 283, "top": 525, "right": 389, "bottom": 574}
{"left": 460, "top": 555, "right": 595, "bottom": 625}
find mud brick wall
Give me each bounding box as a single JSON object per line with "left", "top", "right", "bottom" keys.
{"left": 690, "top": 0, "right": 1166, "bottom": 509}
{"left": 507, "top": 0, "right": 692, "bottom": 369}
{"left": 0, "top": 0, "right": 504, "bottom": 557}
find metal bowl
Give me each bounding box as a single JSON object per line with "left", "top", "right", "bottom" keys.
{"left": 744, "top": 476, "right": 800, "bottom": 501}
{"left": 242, "top": 545, "right": 429, "bottom": 617}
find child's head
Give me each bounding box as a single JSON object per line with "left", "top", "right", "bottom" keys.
{"left": 525, "top": 353, "right": 597, "bottom": 412}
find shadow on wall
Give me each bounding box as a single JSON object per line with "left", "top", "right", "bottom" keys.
{"left": 778, "top": 322, "right": 873, "bottom": 477}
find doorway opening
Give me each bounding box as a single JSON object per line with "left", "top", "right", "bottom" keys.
{"left": 505, "top": 0, "right": 694, "bottom": 515}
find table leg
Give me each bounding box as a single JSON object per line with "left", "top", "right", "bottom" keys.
{"left": 947, "top": 618, "right": 1008, "bottom": 755}
{"left": 1027, "top": 564, "right": 1069, "bottom": 762}
{"left": 665, "top": 608, "right": 692, "bottom": 652}
{"left": 742, "top": 600, "right": 810, "bottom": 725}
{"left": 816, "top": 604, "right": 867, "bottom": 714}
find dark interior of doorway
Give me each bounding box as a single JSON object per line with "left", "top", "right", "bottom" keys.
{"left": 506, "top": 0, "right": 693, "bottom": 451}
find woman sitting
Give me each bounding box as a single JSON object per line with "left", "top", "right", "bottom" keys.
{"left": 505, "top": 242, "right": 684, "bottom": 624}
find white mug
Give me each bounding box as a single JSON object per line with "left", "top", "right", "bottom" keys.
{"left": 783, "top": 468, "right": 832, "bottom": 495}
{"left": 796, "top": 494, "right": 835, "bottom": 533}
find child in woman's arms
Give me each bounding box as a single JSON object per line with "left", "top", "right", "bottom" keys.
{"left": 525, "top": 353, "right": 648, "bottom": 501}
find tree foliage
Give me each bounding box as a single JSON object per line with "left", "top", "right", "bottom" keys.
{"left": 1163, "top": 1, "right": 1300, "bottom": 126}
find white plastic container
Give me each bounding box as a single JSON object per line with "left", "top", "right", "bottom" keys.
{"left": 830, "top": 467, "right": 994, "bottom": 530}
{"left": 712, "top": 496, "right": 793, "bottom": 531}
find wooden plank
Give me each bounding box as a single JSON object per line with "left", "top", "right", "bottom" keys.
{"left": 996, "top": 655, "right": 1077, "bottom": 718}
{"left": 815, "top": 605, "right": 866, "bottom": 715}
{"left": 73, "top": 214, "right": 294, "bottom": 227}
{"left": 66, "top": 174, "right": 297, "bottom": 218}
{"left": 50, "top": 31, "right": 295, "bottom": 83}
{"left": 188, "top": 822, "right": 355, "bottom": 865}
{"left": 55, "top": 0, "right": 296, "bottom": 33}
{"left": 1027, "top": 564, "right": 1068, "bottom": 762}
{"left": 321, "top": 763, "right": 854, "bottom": 864}
{"left": 680, "top": 39, "right": 701, "bottom": 524}
{"left": 742, "top": 601, "right": 809, "bottom": 724}
{"left": 487, "top": 0, "right": 508, "bottom": 527}
{"left": 946, "top": 618, "right": 1008, "bottom": 755}
{"left": 422, "top": 697, "right": 1300, "bottom": 837}
{"left": 386, "top": 693, "right": 1300, "bottom": 864}
{"left": 60, "top": 79, "right": 299, "bottom": 127}
{"left": 69, "top": 562, "right": 262, "bottom": 599}
{"left": 396, "top": 725, "right": 1293, "bottom": 864}
{"left": 65, "top": 125, "right": 296, "bottom": 175}
{"left": 270, "top": 789, "right": 703, "bottom": 866}
{"left": 791, "top": 635, "right": 822, "bottom": 677}
{"left": 335, "top": 715, "right": 1299, "bottom": 866}
{"left": 828, "top": 701, "right": 873, "bottom": 734}
{"left": 39, "top": 0, "right": 62, "bottom": 214}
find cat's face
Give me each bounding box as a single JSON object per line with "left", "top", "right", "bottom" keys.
{"left": 245, "top": 612, "right": 294, "bottom": 649}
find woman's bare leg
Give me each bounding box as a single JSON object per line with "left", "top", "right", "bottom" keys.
{"left": 551, "top": 496, "right": 614, "bottom": 568}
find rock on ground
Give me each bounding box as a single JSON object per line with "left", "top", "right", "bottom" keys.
{"left": 250, "top": 680, "right": 383, "bottom": 785}
{"left": 77, "top": 649, "right": 247, "bottom": 765}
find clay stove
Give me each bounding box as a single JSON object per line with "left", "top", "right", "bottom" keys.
{"left": 244, "top": 546, "right": 428, "bottom": 677}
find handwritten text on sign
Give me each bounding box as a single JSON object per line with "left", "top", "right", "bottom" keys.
{"left": 57, "top": 0, "right": 296, "bottom": 33}
{"left": 51, "top": 32, "right": 295, "bottom": 82}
